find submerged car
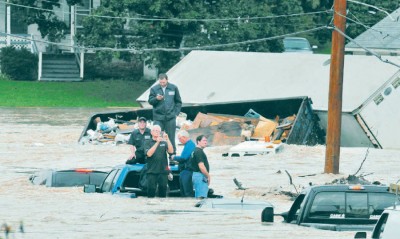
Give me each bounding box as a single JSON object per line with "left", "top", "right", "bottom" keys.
{"left": 30, "top": 168, "right": 108, "bottom": 187}
{"left": 263, "top": 185, "right": 399, "bottom": 231}
{"left": 196, "top": 198, "right": 272, "bottom": 210}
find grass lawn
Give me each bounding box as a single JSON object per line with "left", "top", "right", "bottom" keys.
{"left": 0, "top": 76, "right": 153, "bottom": 107}
{"left": 315, "top": 41, "right": 332, "bottom": 54}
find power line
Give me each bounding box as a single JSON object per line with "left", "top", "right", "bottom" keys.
{"left": 150, "top": 27, "right": 328, "bottom": 52}
{"left": 331, "top": 25, "right": 400, "bottom": 68}
{"left": 347, "top": 0, "right": 396, "bottom": 21}
{"left": 3, "top": 26, "right": 328, "bottom": 53}
{"left": 1, "top": 1, "right": 331, "bottom": 22}
{"left": 336, "top": 11, "right": 400, "bottom": 42}
{"left": 337, "top": 12, "right": 388, "bottom": 39}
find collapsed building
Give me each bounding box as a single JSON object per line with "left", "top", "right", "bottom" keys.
{"left": 136, "top": 51, "right": 400, "bottom": 149}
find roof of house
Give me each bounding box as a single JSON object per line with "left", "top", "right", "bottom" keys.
{"left": 345, "top": 8, "right": 400, "bottom": 51}
{"left": 137, "top": 50, "right": 400, "bottom": 112}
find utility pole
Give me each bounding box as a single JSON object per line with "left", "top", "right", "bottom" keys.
{"left": 325, "top": 0, "right": 347, "bottom": 174}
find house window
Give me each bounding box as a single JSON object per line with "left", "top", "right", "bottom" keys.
{"left": 392, "top": 77, "right": 400, "bottom": 89}
{"left": 10, "top": 6, "right": 27, "bottom": 34}
{"left": 373, "top": 94, "right": 384, "bottom": 105}
{"left": 76, "top": 0, "right": 91, "bottom": 29}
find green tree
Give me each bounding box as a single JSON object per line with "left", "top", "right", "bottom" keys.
{"left": 79, "top": 0, "right": 330, "bottom": 71}
{"left": 77, "top": 0, "right": 400, "bottom": 71}
{"left": 346, "top": 0, "right": 400, "bottom": 39}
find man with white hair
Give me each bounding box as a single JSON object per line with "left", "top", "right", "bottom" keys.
{"left": 171, "top": 130, "right": 195, "bottom": 197}
{"left": 145, "top": 125, "right": 174, "bottom": 198}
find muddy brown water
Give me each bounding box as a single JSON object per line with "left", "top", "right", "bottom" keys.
{"left": 2, "top": 107, "right": 399, "bottom": 238}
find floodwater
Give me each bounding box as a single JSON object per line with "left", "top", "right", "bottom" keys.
{"left": 1, "top": 108, "right": 400, "bottom": 238}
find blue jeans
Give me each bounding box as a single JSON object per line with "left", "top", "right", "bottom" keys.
{"left": 180, "top": 169, "right": 193, "bottom": 197}
{"left": 192, "top": 172, "right": 208, "bottom": 198}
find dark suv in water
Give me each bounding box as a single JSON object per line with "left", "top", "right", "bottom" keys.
{"left": 263, "top": 185, "right": 398, "bottom": 231}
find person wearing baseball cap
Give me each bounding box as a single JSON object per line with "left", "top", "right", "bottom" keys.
{"left": 126, "top": 116, "right": 151, "bottom": 164}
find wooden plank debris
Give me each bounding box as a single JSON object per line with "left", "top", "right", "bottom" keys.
{"left": 187, "top": 121, "right": 243, "bottom": 146}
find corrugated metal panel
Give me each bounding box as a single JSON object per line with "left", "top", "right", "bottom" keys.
{"left": 137, "top": 51, "right": 400, "bottom": 112}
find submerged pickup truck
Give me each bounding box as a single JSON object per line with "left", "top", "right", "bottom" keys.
{"left": 263, "top": 185, "right": 399, "bottom": 231}
{"left": 84, "top": 164, "right": 221, "bottom": 198}
{"left": 84, "top": 164, "right": 181, "bottom": 198}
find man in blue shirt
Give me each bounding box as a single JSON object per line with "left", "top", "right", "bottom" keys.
{"left": 171, "top": 130, "right": 195, "bottom": 197}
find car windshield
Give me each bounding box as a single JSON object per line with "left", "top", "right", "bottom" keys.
{"left": 101, "top": 169, "right": 120, "bottom": 192}
{"left": 283, "top": 39, "right": 311, "bottom": 50}
{"left": 308, "top": 192, "right": 396, "bottom": 219}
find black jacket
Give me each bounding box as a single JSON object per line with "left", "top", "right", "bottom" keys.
{"left": 148, "top": 83, "right": 182, "bottom": 121}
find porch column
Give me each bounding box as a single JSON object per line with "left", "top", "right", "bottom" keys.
{"left": 38, "top": 52, "right": 42, "bottom": 81}
{"left": 6, "top": 0, "right": 11, "bottom": 45}
{"left": 80, "top": 51, "right": 84, "bottom": 79}
{"left": 70, "top": 5, "right": 75, "bottom": 53}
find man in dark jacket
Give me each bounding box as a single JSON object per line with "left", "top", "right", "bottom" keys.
{"left": 126, "top": 117, "right": 151, "bottom": 164}
{"left": 148, "top": 73, "right": 182, "bottom": 153}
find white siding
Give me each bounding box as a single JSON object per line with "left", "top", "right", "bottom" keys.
{"left": 359, "top": 81, "right": 400, "bottom": 149}
{"left": 136, "top": 51, "right": 400, "bottom": 112}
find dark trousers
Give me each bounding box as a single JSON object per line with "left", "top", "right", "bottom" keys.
{"left": 146, "top": 173, "right": 168, "bottom": 198}
{"left": 154, "top": 117, "right": 176, "bottom": 153}
{"left": 180, "top": 169, "right": 193, "bottom": 197}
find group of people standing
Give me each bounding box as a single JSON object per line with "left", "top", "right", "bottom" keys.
{"left": 126, "top": 73, "right": 211, "bottom": 199}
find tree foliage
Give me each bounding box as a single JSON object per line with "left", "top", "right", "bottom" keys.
{"left": 75, "top": 0, "right": 400, "bottom": 71}
{"left": 346, "top": 0, "right": 400, "bottom": 39}
{"left": 78, "top": 0, "right": 334, "bottom": 71}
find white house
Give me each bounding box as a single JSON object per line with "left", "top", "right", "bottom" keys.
{"left": 0, "top": 0, "right": 100, "bottom": 53}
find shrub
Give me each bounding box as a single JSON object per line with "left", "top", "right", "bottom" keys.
{"left": 84, "top": 53, "right": 143, "bottom": 80}
{"left": 0, "top": 46, "right": 38, "bottom": 81}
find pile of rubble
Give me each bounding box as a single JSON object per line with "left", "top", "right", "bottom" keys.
{"left": 182, "top": 109, "right": 296, "bottom": 146}
{"left": 79, "top": 109, "right": 297, "bottom": 146}
{"left": 79, "top": 117, "right": 138, "bottom": 145}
